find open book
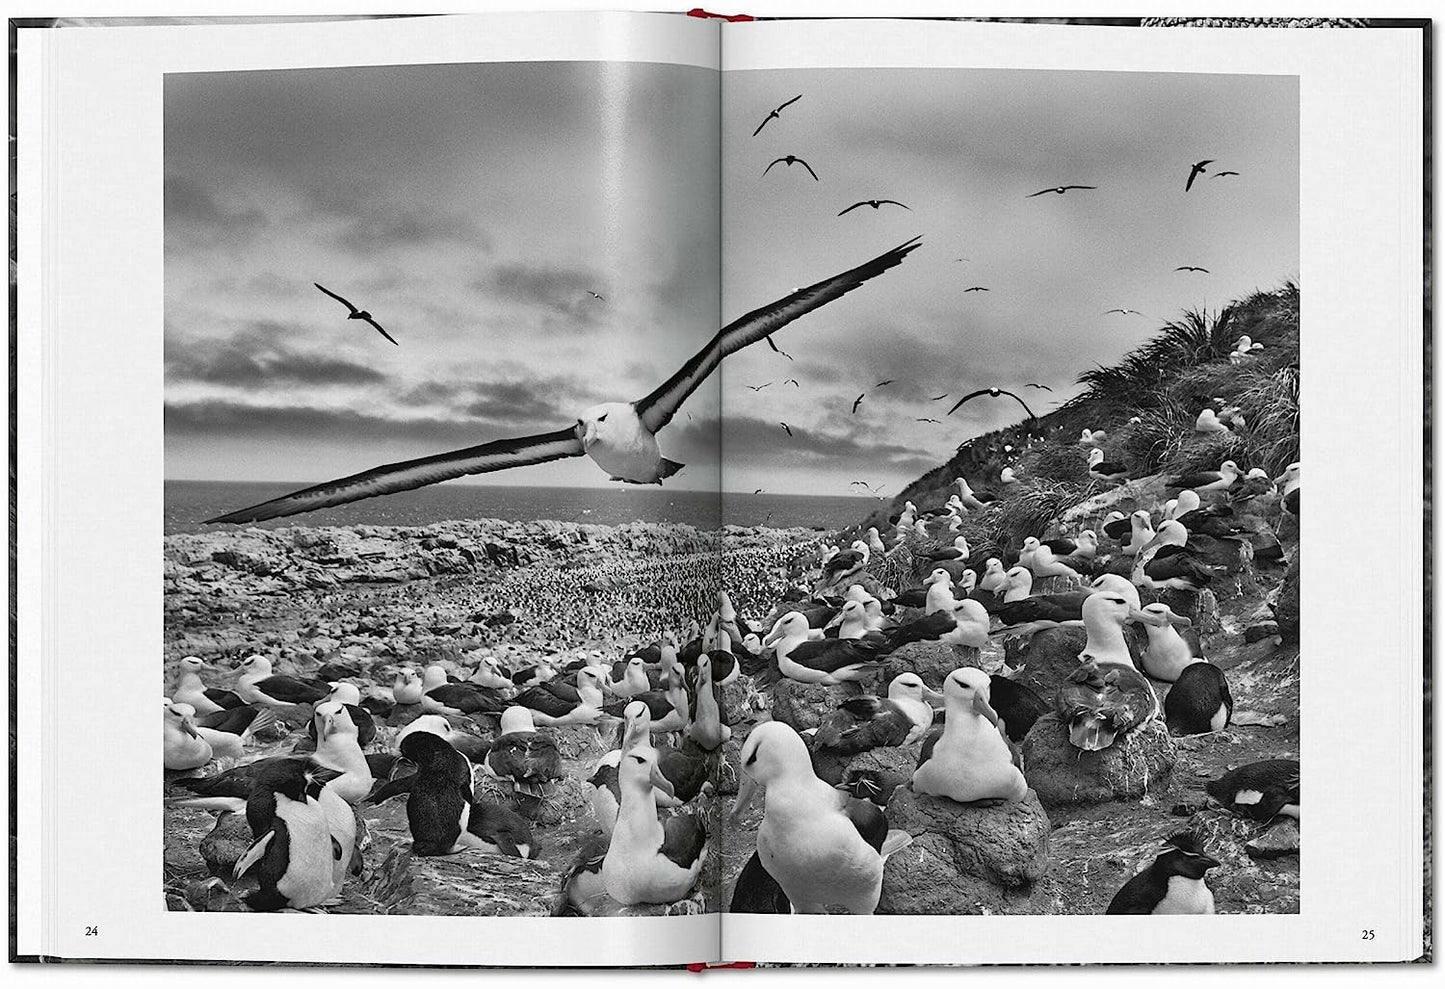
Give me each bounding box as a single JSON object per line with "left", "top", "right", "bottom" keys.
{"left": 10, "top": 10, "right": 1429, "bottom": 968}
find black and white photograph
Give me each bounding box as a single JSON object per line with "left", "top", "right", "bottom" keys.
{"left": 157, "top": 51, "right": 1305, "bottom": 921}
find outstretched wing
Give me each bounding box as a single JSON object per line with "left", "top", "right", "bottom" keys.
{"left": 1025, "top": 188, "right": 1051, "bottom": 198}
{"left": 751, "top": 116, "right": 772, "bottom": 137}
{"left": 837, "top": 202, "right": 865, "bottom": 216}
{"left": 946, "top": 389, "right": 993, "bottom": 416}
{"left": 879, "top": 200, "right": 911, "bottom": 210}
{"left": 361, "top": 316, "right": 400, "bottom": 346}
{"left": 764, "top": 335, "right": 793, "bottom": 359}
{"left": 777, "top": 93, "right": 803, "bottom": 112}
{"left": 798, "top": 159, "right": 819, "bottom": 181}
{"left": 314, "top": 282, "right": 359, "bottom": 314}
{"left": 762, "top": 158, "right": 785, "bottom": 176}
{"left": 995, "top": 389, "right": 1039, "bottom": 419}
{"left": 633, "top": 237, "right": 922, "bottom": 434}
{"left": 207, "top": 426, "right": 585, "bottom": 524}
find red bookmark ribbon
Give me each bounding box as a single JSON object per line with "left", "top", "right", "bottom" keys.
{"left": 686, "top": 8, "right": 755, "bottom": 21}
{"left": 686, "top": 962, "right": 759, "bottom": 972}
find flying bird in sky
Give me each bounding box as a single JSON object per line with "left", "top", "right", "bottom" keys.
{"left": 838, "top": 200, "right": 911, "bottom": 216}
{"left": 752, "top": 94, "right": 802, "bottom": 136}
{"left": 1105, "top": 308, "right": 1143, "bottom": 316}
{"left": 1175, "top": 265, "right": 1210, "bottom": 273}
{"left": 930, "top": 393, "right": 949, "bottom": 401}
{"left": 779, "top": 422, "right": 793, "bottom": 437}
{"left": 1026, "top": 185, "right": 1096, "bottom": 198}
{"left": 313, "top": 282, "right": 398, "bottom": 346}
{"left": 208, "top": 237, "right": 922, "bottom": 523}
{"left": 946, "top": 387, "right": 1037, "bottom": 420}
{"left": 753, "top": 488, "right": 765, "bottom": 495}
{"left": 765, "top": 335, "right": 794, "bottom": 360}
{"left": 963, "top": 286, "right": 990, "bottom": 293}
{"left": 1025, "top": 383, "right": 1053, "bottom": 392}
{"left": 763, "top": 155, "right": 819, "bottom": 181}
{"left": 1213, "top": 170, "right": 1240, "bottom": 178}
{"left": 953, "top": 257, "right": 970, "bottom": 263}
{"left": 851, "top": 480, "right": 884, "bottom": 497}
{"left": 587, "top": 290, "right": 605, "bottom": 302}
{"left": 745, "top": 382, "right": 772, "bottom": 392}
{"left": 852, "top": 394, "right": 866, "bottom": 414}
{"left": 916, "top": 418, "right": 941, "bottom": 424}
{"left": 875, "top": 379, "right": 895, "bottom": 388}
{"left": 1185, "top": 159, "right": 1215, "bottom": 191}
{"left": 783, "top": 378, "right": 800, "bottom": 387}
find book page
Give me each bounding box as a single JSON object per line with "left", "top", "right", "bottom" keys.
{"left": 718, "top": 17, "right": 1423, "bottom": 965}
{"left": 16, "top": 11, "right": 732, "bottom": 965}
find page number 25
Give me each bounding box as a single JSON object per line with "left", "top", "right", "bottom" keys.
{"left": 1361, "top": 930, "right": 1376, "bottom": 941}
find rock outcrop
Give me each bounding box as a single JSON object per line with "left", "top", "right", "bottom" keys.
{"left": 878, "top": 640, "right": 981, "bottom": 688}
{"left": 1020, "top": 713, "right": 1175, "bottom": 809}
{"left": 768, "top": 679, "right": 861, "bottom": 733}
{"left": 878, "top": 786, "right": 1051, "bottom": 914}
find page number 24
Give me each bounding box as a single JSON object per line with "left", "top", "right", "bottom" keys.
{"left": 84, "top": 926, "right": 98, "bottom": 937}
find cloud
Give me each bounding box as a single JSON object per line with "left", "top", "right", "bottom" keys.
{"left": 331, "top": 206, "right": 493, "bottom": 255}
{"left": 163, "top": 399, "right": 534, "bottom": 447}
{"left": 164, "top": 175, "right": 267, "bottom": 248}
{"left": 719, "top": 414, "right": 938, "bottom": 477}
{"left": 165, "top": 322, "right": 385, "bottom": 388}
{"left": 481, "top": 262, "right": 605, "bottom": 327}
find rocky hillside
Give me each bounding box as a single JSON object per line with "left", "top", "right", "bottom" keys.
{"left": 854, "top": 282, "right": 1299, "bottom": 557}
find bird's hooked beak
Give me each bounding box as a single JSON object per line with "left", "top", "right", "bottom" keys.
{"left": 1166, "top": 611, "right": 1193, "bottom": 627}
{"left": 1128, "top": 607, "right": 1170, "bottom": 627}
{"left": 650, "top": 763, "right": 676, "bottom": 800}
{"left": 576, "top": 418, "right": 597, "bottom": 448}
{"left": 730, "top": 773, "right": 759, "bottom": 825}
{"left": 762, "top": 620, "right": 787, "bottom": 648}
{"left": 971, "top": 693, "right": 1000, "bottom": 726}
{"left": 922, "top": 685, "right": 946, "bottom": 707}
{"left": 822, "top": 609, "right": 846, "bottom": 631}
{"left": 179, "top": 717, "right": 199, "bottom": 739}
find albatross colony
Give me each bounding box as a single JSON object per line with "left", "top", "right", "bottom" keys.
{"left": 166, "top": 224, "right": 1299, "bottom": 919}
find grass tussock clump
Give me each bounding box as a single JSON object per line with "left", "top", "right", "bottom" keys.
{"left": 1027, "top": 443, "right": 1093, "bottom": 485}
{"left": 990, "top": 479, "right": 1084, "bottom": 541}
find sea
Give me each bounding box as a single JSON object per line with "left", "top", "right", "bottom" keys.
{"left": 164, "top": 481, "right": 876, "bottom": 536}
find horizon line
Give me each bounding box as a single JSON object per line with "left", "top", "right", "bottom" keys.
{"left": 163, "top": 478, "right": 884, "bottom": 500}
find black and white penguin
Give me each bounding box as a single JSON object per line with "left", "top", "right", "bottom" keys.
{"left": 833, "top": 768, "right": 906, "bottom": 807}
{"left": 550, "top": 834, "right": 609, "bottom": 916}
{"left": 1105, "top": 832, "right": 1220, "bottom": 915}
{"left": 1207, "top": 760, "right": 1299, "bottom": 821}
{"left": 232, "top": 758, "right": 354, "bottom": 912}
{"left": 1163, "top": 662, "right": 1233, "bottom": 735}
{"left": 400, "top": 730, "right": 536, "bottom": 858}
{"left": 728, "top": 850, "right": 792, "bottom": 914}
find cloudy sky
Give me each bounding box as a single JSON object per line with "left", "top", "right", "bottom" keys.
{"left": 165, "top": 60, "right": 1297, "bottom": 498}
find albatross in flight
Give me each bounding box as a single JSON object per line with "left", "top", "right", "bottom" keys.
{"left": 209, "top": 237, "right": 922, "bottom": 524}
{"left": 314, "top": 282, "right": 398, "bottom": 346}
{"left": 946, "top": 387, "right": 1037, "bottom": 419}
